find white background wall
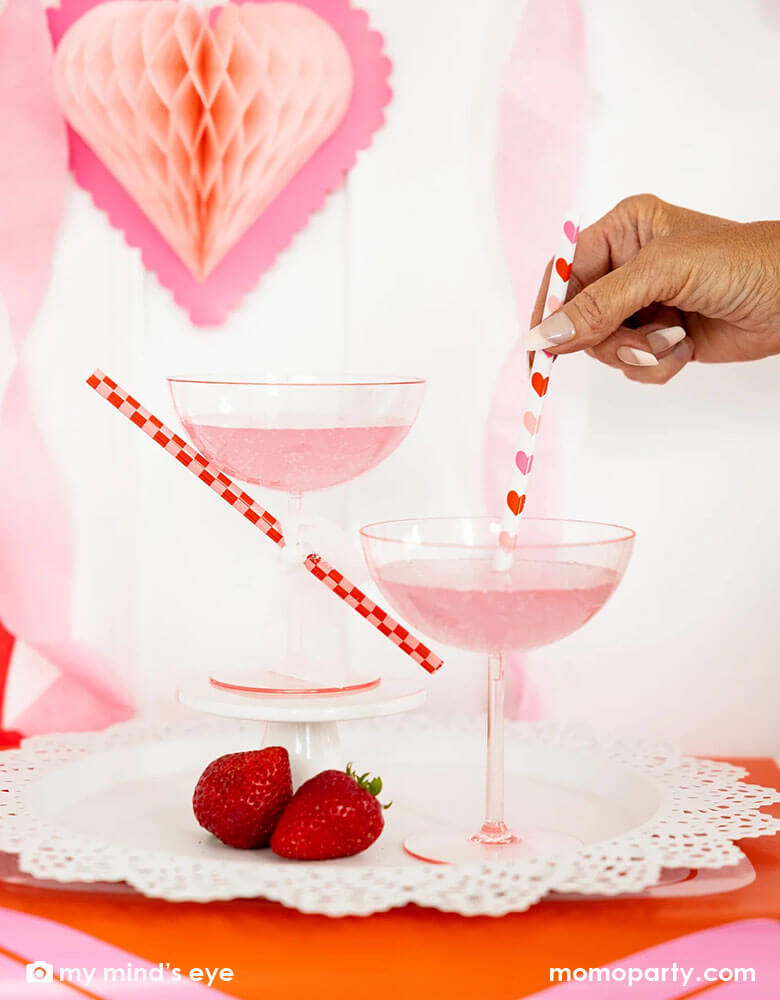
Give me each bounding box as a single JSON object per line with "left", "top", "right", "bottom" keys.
{"left": 6, "top": 0, "right": 780, "bottom": 753}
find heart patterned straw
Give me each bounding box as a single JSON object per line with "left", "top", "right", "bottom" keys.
{"left": 494, "top": 216, "right": 579, "bottom": 571}
{"left": 87, "top": 371, "right": 444, "bottom": 674}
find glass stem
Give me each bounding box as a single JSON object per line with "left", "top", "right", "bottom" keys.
{"left": 472, "top": 651, "right": 517, "bottom": 846}
{"left": 285, "top": 492, "right": 304, "bottom": 669}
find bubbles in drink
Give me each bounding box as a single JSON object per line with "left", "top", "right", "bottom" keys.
{"left": 182, "top": 419, "right": 413, "bottom": 492}
{"left": 376, "top": 557, "right": 618, "bottom": 652}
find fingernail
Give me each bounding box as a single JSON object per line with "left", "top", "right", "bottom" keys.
{"left": 525, "top": 312, "right": 576, "bottom": 351}
{"left": 646, "top": 325, "right": 686, "bottom": 354}
{"left": 672, "top": 338, "right": 693, "bottom": 362}
{"left": 617, "top": 347, "right": 659, "bottom": 367}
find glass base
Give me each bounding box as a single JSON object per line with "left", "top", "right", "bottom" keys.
{"left": 209, "top": 670, "right": 381, "bottom": 696}
{"left": 404, "top": 827, "right": 582, "bottom": 865}
{"left": 471, "top": 820, "right": 519, "bottom": 846}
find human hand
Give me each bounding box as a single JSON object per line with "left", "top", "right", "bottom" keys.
{"left": 526, "top": 195, "right": 780, "bottom": 384}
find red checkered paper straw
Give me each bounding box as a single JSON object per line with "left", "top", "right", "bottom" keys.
{"left": 87, "top": 371, "right": 443, "bottom": 674}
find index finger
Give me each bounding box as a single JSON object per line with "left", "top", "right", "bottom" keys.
{"left": 529, "top": 214, "right": 627, "bottom": 328}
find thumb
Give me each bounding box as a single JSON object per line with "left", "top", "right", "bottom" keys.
{"left": 525, "top": 247, "right": 672, "bottom": 354}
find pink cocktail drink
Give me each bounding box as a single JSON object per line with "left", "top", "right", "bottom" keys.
{"left": 361, "top": 517, "right": 635, "bottom": 864}
{"left": 182, "top": 419, "right": 413, "bottom": 492}
{"left": 376, "top": 557, "right": 618, "bottom": 653}
{"left": 169, "top": 375, "right": 425, "bottom": 695}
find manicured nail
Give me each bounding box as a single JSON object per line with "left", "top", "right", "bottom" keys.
{"left": 672, "top": 338, "right": 693, "bottom": 362}
{"left": 646, "top": 326, "right": 686, "bottom": 355}
{"left": 617, "top": 347, "right": 659, "bottom": 367}
{"left": 525, "top": 313, "right": 576, "bottom": 351}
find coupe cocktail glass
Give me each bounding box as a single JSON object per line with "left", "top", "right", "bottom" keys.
{"left": 360, "top": 516, "right": 635, "bottom": 863}
{"left": 169, "top": 375, "right": 425, "bottom": 695}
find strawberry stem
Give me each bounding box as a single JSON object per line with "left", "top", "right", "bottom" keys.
{"left": 345, "top": 762, "right": 391, "bottom": 809}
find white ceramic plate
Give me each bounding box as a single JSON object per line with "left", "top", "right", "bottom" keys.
{"left": 0, "top": 718, "right": 777, "bottom": 916}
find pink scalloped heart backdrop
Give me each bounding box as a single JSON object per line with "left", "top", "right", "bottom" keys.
{"left": 48, "top": 0, "right": 392, "bottom": 326}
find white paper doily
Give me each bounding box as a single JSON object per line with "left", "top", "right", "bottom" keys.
{"left": 0, "top": 717, "right": 778, "bottom": 917}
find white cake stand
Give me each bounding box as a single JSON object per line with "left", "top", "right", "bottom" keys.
{"left": 177, "top": 676, "right": 426, "bottom": 782}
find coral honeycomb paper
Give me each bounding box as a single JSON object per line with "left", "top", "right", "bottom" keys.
{"left": 49, "top": 0, "right": 391, "bottom": 324}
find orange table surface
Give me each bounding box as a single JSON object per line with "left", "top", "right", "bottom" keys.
{"left": 0, "top": 757, "right": 778, "bottom": 1000}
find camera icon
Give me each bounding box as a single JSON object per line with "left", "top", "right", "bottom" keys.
{"left": 25, "top": 961, "right": 54, "bottom": 984}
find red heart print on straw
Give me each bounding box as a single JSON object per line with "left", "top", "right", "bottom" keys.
{"left": 87, "top": 371, "right": 444, "bottom": 674}
{"left": 507, "top": 491, "right": 525, "bottom": 516}
{"left": 493, "top": 215, "right": 579, "bottom": 571}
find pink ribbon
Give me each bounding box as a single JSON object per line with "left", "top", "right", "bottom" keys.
{"left": 0, "top": 0, "right": 134, "bottom": 733}
{"left": 0, "top": 905, "right": 217, "bottom": 996}
{"left": 528, "top": 919, "right": 780, "bottom": 997}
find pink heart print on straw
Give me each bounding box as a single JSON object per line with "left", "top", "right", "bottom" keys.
{"left": 493, "top": 216, "right": 579, "bottom": 571}
{"left": 87, "top": 372, "right": 443, "bottom": 675}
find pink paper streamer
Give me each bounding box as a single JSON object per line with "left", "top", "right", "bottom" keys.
{"left": 0, "top": 953, "right": 74, "bottom": 996}
{"left": 48, "top": 0, "right": 392, "bottom": 327}
{"left": 0, "top": 906, "right": 216, "bottom": 996}
{"left": 0, "top": 0, "right": 134, "bottom": 733}
{"left": 528, "top": 919, "right": 780, "bottom": 997}
{"left": 486, "top": 0, "right": 586, "bottom": 718}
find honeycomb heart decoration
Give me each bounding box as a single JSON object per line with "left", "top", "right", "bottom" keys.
{"left": 48, "top": 0, "right": 392, "bottom": 324}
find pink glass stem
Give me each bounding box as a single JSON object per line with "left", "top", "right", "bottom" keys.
{"left": 472, "top": 651, "right": 518, "bottom": 847}
{"left": 285, "top": 491, "right": 305, "bottom": 667}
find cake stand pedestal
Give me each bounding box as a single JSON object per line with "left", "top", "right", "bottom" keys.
{"left": 177, "top": 676, "right": 426, "bottom": 782}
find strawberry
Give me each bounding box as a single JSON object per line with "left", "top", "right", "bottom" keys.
{"left": 193, "top": 747, "right": 292, "bottom": 849}
{"left": 270, "top": 763, "right": 389, "bottom": 860}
